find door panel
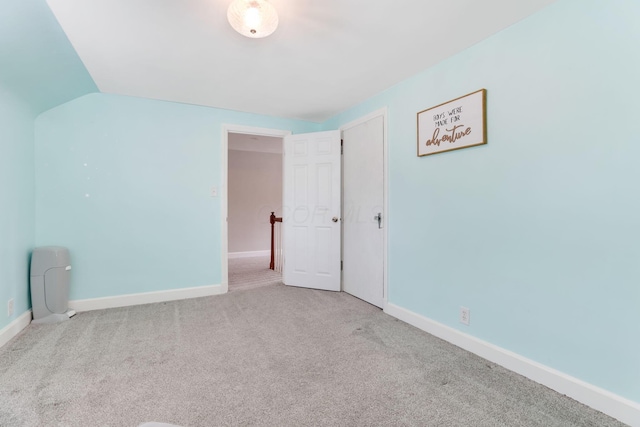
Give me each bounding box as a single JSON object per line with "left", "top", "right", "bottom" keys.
{"left": 343, "top": 116, "right": 385, "bottom": 307}
{"left": 283, "top": 130, "right": 341, "bottom": 291}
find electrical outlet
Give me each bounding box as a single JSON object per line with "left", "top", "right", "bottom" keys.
{"left": 459, "top": 306, "right": 470, "bottom": 326}
{"left": 7, "top": 298, "right": 14, "bottom": 317}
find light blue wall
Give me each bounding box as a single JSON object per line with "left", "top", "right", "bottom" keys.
{"left": 324, "top": 0, "right": 640, "bottom": 403}
{"left": 0, "top": 85, "right": 35, "bottom": 331}
{"left": 35, "top": 93, "right": 319, "bottom": 300}
{"left": 1, "top": 0, "right": 94, "bottom": 331}
{"left": 0, "top": 0, "right": 97, "bottom": 115}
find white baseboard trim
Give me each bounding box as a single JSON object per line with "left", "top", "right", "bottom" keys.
{"left": 384, "top": 303, "right": 640, "bottom": 427}
{"left": 0, "top": 310, "right": 32, "bottom": 349}
{"left": 228, "top": 250, "right": 270, "bottom": 259}
{"left": 69, "top": 284, "right": 225, "bottom": 312}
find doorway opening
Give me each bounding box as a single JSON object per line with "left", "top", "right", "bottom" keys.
{"left": 221, "top": 113, "right": 387, "bottom": 307}
{"left": 222, "top": 126, "right": 290, "bottom": 293}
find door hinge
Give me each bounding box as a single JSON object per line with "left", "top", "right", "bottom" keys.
{"left": 341, "top": 260, "right": 343, "bottom": 271}
{"left": 341, "top": 139, "right": 343, "bottom": 155}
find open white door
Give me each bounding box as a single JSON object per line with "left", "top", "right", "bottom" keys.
{"left": 283, "top": 130, "right": 341, "bottom": 291}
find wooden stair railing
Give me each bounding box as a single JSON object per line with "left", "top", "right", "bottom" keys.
{"left": 270, "top": 212, "right": 283, "bottom": 270}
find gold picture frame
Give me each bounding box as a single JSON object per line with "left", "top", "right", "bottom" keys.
{"left": 417, "top": 89, "right": 487, "bottom": 157}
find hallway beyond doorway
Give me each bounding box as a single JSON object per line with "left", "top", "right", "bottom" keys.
{"left": 228, "top": 256, "right": 282, "bottom": 292}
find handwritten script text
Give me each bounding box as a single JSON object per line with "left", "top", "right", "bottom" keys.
{"left": 426, "top": 125, "right": 472, "bottom": 147}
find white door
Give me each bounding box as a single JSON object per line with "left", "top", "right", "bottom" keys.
{"left": 283, "top": 130, "right": 341, "bottom": 291}
{"left": 343, "top": 116, "right": 385, "bottom": 307}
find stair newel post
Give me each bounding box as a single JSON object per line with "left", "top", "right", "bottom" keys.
{"left": 270, "top": 212, "right": 276, "bottom": 270}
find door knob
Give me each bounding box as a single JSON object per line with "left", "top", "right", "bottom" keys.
{"left": 374, "top": 213, "right": 382, "bottom": 229}
{"left": 332, "top": 217, "right": 339, "bottom": 223}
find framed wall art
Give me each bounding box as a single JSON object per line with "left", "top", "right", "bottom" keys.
{"left": 417, "top": 89, "right": 487, "bottom": 157}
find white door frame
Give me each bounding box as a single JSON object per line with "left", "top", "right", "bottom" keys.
{"left": 221, "top": 124, "right": 292, "bottom": 293}
{"left": 339, "top": 108, "right": 389, "bottom": 308}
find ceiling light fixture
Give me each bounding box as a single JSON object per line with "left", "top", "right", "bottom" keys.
{"left": 227, "top": 0, "right": 279, "bottom": 39}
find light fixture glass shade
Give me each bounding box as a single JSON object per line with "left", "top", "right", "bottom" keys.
{"left": 227, "top": 0, "right": 279, "bottom": 39}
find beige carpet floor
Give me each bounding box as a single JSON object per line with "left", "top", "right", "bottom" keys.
{"left": 0, "top": 284, "right": 625, "bottom": 427}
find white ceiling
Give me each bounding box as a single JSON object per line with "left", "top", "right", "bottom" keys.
{"left": 229, "top": 133, "right": 282, "bottom": 153}
{"left": 46, "top": 0, "right": 556, "bottom": 122}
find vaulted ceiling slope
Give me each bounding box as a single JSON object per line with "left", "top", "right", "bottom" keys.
{"left": 0, "top": 0, "right": 97, "bottom": 115}
{"left": 46, "top": 0, "right": 557, "bottom": 123}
